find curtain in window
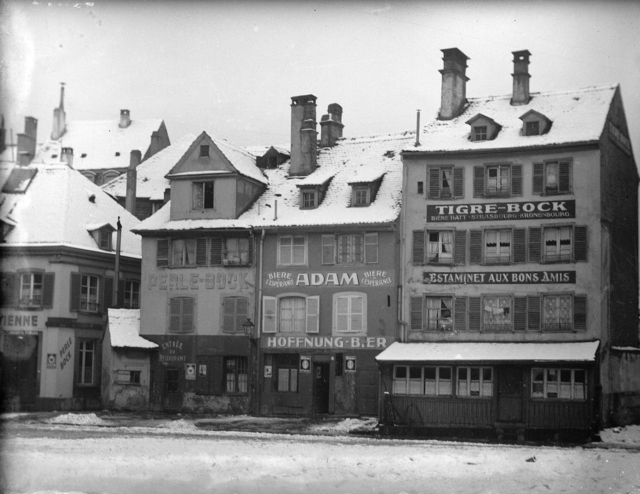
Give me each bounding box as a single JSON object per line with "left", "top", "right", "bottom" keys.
{"left": 280, "top": 297, "right": 305, "bottom": 332}
{"left": 425, "top": 297, "right": 452, "bottom": 330}
{"left": 483, "top": 297, "right": 511, "bottom": 330}
{"left": 193, "top": 183, "right": 203, "bottom": 209}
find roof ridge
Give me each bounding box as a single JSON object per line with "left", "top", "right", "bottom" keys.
{"left": 467, "top": 83, "right": 617, "bottom": 103}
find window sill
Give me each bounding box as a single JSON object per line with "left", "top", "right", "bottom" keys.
{"left": 17, "top": 305, "right": 44, "bottom": 311}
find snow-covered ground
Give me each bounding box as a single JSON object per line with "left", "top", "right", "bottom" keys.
{"left": 1, "top": 413, "right": 639, "bottom": 494}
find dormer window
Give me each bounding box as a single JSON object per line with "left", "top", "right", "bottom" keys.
{"left": 200, "top": 145, "right": 210, "bottom": 157}
{"left": 297, "top": 176, "right": 333, "bottom": 210}
{"left": 525, "top": 121, "right": 540, "bottom": 136}
{"left": 466, "top": 114, "right": 501, "bottom": 142}
{"left": 99, "top": 229, "right": 112, "bottom": 250}
{"left": 520, "top": 110, "right": 552, "bottom": 136}
{"left": 87, "top": 223, "right": 115, "bottom": 251}
{"left": 193, "top": 181, "right": 214, "bottom": 209}
{"left": 301, "top": 190, "right": 317, "bottom": 209}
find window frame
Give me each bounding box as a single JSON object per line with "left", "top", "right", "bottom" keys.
{"left": 277, "top": 235, "right": 307, "bottom": 266}
{"left": 485, "top": 164, "right": 511, "bottom": 197}
{"left": 301, "top": 189, "right": 317, "bottom": 209}
{"left": 483, "top": 228, "right": 512, "bottom": 264}
{"left": 19, "top": 271, "right": 44, "bottom": 308}
{"left": 525, "top": 120, "right": 540, "bottom": 136}
{"left": 98, "top": 229, "right": 112, "bottom": 251}
{"left": 192, "top": 180, "right": 215, "bottom": 210}
{"left": 333, "top": 292, "right": 367, "bottom": 334}
{"left": 77, "top": 339, "right": 97, "bottom": 386}
{"left": 80, "top": 274, "right": 100, "bottom": 313}
{"left": 199, "top": 145, "right": 210, "bottom": 157}
{"left": 473, "top": 126, "right": 488, "bottom": 141}
{"left": 481, "top": 294, "right": 513, "bottom": 332}
{"left": 531, "top": 367, "right": 587, "bottom": 401}
{"left": 426, "top": 230, "right": 454, "bottom": 265}
{"left": 262, "top": 294, "right": 320, "bottom": 334}
{"left": 424, "top": 296, "right": 453, "bottom": 332}
{"left": 169, "top": 296, "right": 196, "bottom": 333}
{"left": 392, "top": 365, "right": 453, "bottom": 396}
{"left": 275, "top": 354, "right": 299, "bottom": 393}
{"left": 224, "top": 356, "right": 248, "bottom": 394}
{"left": 457, "top": 366, "right": 493, "bottom": 398}
{"left": 222, "top": 296, "right": 249, "bottom": 333}
{"left": 542, "top": 293, "right": 574, "bottom": 332}
{"left": 542, "top": 225, "right": 574, "bottom": 263}
{"left": 171, "top": 238, "right": 198, "bottom": 267}
{"left": 123, "top": 280, "right": 140, "bottom": 309}
{"left": 352, "top": 186, "right": 371, "bottom": 207}
{"left": 223, "top": 237, "right": 250, "bottom": 266}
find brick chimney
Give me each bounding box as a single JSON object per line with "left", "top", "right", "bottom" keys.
{"left": 438, "top": 48, "right": 469, "bottom": 120}
{"left": 51, "top": 83, "right": 66, "bottom": 140}
{"left": 320, "top": 104, "right": 344, "bottom": 147}
{"left": 17, "top": 116, "right": 37, "bottom": 166}
{"left": 126, "top": 150, "right": 141, "bottom": 215}
{"left": 511, "top": 50, "right": 531, "bottom": 106}
{"left": 289, "top": 94, "right": 317, "bottom": 176}
{"left": 61, "top": 147, "right": 74, "bottom": 168}
{"left": 119, "top": 109, "right": 131, "bottom": 129}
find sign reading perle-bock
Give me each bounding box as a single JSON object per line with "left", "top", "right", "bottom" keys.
{"left": 427, "top": 200, "right": 575, "bottom": 222}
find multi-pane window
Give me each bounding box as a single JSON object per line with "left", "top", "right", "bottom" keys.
{"left": 338, "top": 234, "right": 363, "bottom": 263}
{"left": 80, "top": 275, "right": 99, "bottom": 312}
{"left": 425, "top": 297, "right": 452, "bottom": 331}
{"left": 225, "top": 357, "right": 248, "bottom": 394}
{"left": 543, "top": 295, "right": 573, "bottom": 331}
{"left": 483, "top": 296, "right": 511, "bottom": 331}
{"left": 172, "top": 239, "right": 197, "bottom": 267}
{"left": 525, "top": 120, "right": 540, "bottom": 136}
{"left": 428, "top": 166, "right": 464, "bottom": 199}
{"left": 457, "top": 367, "right": 493, "bottom": 397}
{"left": 322, "top": 233, "right": 378, "bottom": 264}
{"left": 353, "top": 187, "right": 370, "bottom": 206}
{"left": 279, "top": 297, "right": 306, "bottom": 332}
{"left": 199, "top": 145, "right": 210, "bottom": 157}
{"left": 543, "top": 226, "right": 572, "bottom": 262}
{"left": 278, "top": 236, "right": 306, "bottom": 265}
{"left": 262, "top": 296, "right": 319, "bottom": 333}
{"left": 169, "top": 297, "right": 195, "bottom": 333}
{"left": 533, "top": 160, "right": 572, "bottom": 195}
{"left": 302, "top": 191, "right": 316, "bottom": 209}
{"left": 392, "top": 366, "right": 452, "bottom": 396}
{"left": 486, "top": 165, "right": 510, "bottom": 196}
{"left": 98, "top": 230, "right": 112, "bottom": 250}
{"left": 193, "top": 181, "right": 214, "bottom": 209}
{"left": 334, "top": 293, "right": 365, "bottom": 333}
{"left": 474, "top": 126, "right": 488, "bottom": 141}
{"left": 20, "top": 273, "right": 43, "bottom": 307}
{"left": 124, "top": 280, "right": 140, "bottom": 309}
{"left": 77, "top": 340, "right": 96, "bottom": 385}
{"left": 484, "top": 229, "right": 511, "bottom": 263}
{"left": 223, "top": 296, "right": 248, "bottom": 333}
{"left": 224, "top": 237, "right": 250, "bottom": 265}
{"left": 427, "top": 231, "right": 453, "bottom": 264}
{"left": 532, "top": 368, "right": 586, "bottom": 400}
{"left": 276, "top": 354, "right": 298, "bottom": 393}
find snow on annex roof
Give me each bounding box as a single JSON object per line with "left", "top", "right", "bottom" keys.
{"left": 200, "top": 134, "right": 268, "bottom": 186}
{"left": 33, "top": 118, "right": 164, "bottom": 171}
{"left": 0, "top": 163, "right": 141, "bottom": 258}
{"left": 102, "top": 134, "right": 196, "bottom": 201}
{"left": 107, "top": 309, "right": 158, "bottom": 349}
{"left": 376, "top": 341, "right": 600, "bottom": 362}
{"left": 135, "top": 130, "right": 414, "bottom": 233}
{"left": 405, "top": 84, "right": 617, "bottom": 154}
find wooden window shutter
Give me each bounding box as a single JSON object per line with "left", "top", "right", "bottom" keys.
{"left": 262, "top": 296, "right": 277, "bottom": 333}
{"left": 513, "top": 228, "right": 526, "bottom": 263}
{"left": 559, "top": 161, "right": 571, "bottom": 193}
{"left": 511, "top": 164, "right": 522, "bottom": 196}
{"left": 157, "top": 239, "right": 169, "bottom": 267}
{"left": 210, "top": 237, "right": 223, "bottom": 265}
{"left": 410, "top": 297, "right": 423, "bottom": 331}
{"left": 195, "top": 238, "right": 207, "bottom": 266}
{"left": 236, "top": 297, "right": 248, "bottom": 332}
{"left": 103, "top": 277, "right": 114, "bottom": 312}
{"left": 364, "top": 233, "right": 378, "bottom": 264}
{"left": 454, "top": 230, "right": 466, "bottom": 265}
{"left": 469, "top": 230, "right": 482, "bottom": 264}
{"left": 210, "top": 356, "right": 224, "bottom": 395}
{"left": 248, "top": 236, "right": 254, "bottom": 264}
{"left": 473, "top": 166, "right": 485, "bottom": 198}
{"left": 532, "top": 163, "right": 544, "bottom": 194}
{"left": 574, "top": 294, "right": 587, "bottom": 330}
{"left": 169, "top": 298, "right": 181, "bottom": 332}
{"left": 528, "top": 227, "right": 541, "bottom": 263}
{"left": 182, "top": 298, "right": 195, "bottom": 332}
{"left": 453, "top": 167, "right": 464, "bottom": 198}
{"left": 412, "top": 230, "right": 425, "bottom": 265}
{"left": 454, "top": 297, "right": 467, "bottom": 331}
{"left": 574, "top": 226, "right": 588, "bottom": 262}
{"left": 514, "top": 297, "right": 527, "bottom": 332}
{"left": 69, "top": 272, "right": 81, "bottom": 312}
{"left": 42, "top": 273, "right": 55, "bottom": 308}
{"left": 306, "top": 295, "right": 320, "bottom": 333}
{"left": 223, "top": 297, "right": 236, "bottom": 333}
{"left": 428, "top": 168, "right": 441, "bottom": 199}
{"left": 0, "top": 272, "right": 17, "bottom": 307}
{"left": 527, "top": 296, "right": 541, "bottom": 331}
{"left": 468, "top": 297, "right": 481, "bottom": 331}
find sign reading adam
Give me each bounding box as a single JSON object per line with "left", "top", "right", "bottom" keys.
{"left": 427, "top": 200, "right": 575, "bottom": 222}
{"left": 265, "top": 270, "right": 392, "bottom": 288}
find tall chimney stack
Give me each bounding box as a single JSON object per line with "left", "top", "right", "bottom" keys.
{"left": 119, "top": 109, "right": 131, "bottom": 129}
{"left": 320, "top": 103, "right": 344, "bottom": 147}
{"left": 17, "top": 116, "right": 37, "bottom": 166}
{"left": 126, "top": 150, "right": 141, "bottom": 216}
{"left": 61, "top": 147, "right": 74, "bottom": 168}
{"left": 511, "top": 50, "right": 531, "bottom": 106}
{"left": 51, "top": 83, "right": 66, "bottom": 140}
{"left": 438, "top": 48, "right": 469, "bottom": 120}
{"left": 289, "top": 94, "right": 317, "bottom": 176}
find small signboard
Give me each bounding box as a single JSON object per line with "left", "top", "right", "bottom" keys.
{"left": 300, "top": 356, "right": 311, "bottom": 372}
{"left": 198, "top": 364, "right": 207, "bottom": 376}
{"left": 185, "top": 363, "right": 196, "bottom": 380}
{"left": 345, "top": 356, "right": 356, "bottom": 372}
{"left": 47, "top": 354, "right": 56, "bottom": 369}
{"left": 264, "top": 365, "right": 272, "bottom": 378}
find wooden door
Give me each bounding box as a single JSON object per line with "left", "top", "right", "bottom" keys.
{"left": 313, "top": 363, "right": 330, "bottom": 414}
{"left": 162, "top": 368, "right": 182, "bottom": 412}
{"left": 497, "top": 365, "right": 524, "bottom": 422}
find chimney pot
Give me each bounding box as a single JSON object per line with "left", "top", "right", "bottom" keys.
{"left": 119, "top": 109, "right": 131, "bottom": 129}
{"left": 438, "top": 48, "right": 470, "bottom": 120}
{"left": 320, "top": 103, "right": 345, "bottom": 147}
{"left": 511, "top": 50, "right": 532, "bottom": 106}
{"left": 125, "top": 149, "right": 141, "bottom": 215}
{"left": 61, "top": 147, "right": 74, "bottom": 168}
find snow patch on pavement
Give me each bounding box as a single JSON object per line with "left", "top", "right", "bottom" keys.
{"left": 157, "top": 419, "right": 199, "bottom": 432}
{"left": 47, "top": 413, "right": 108, "bottom": 426}
{"left": 307, "top": 417, "right": 378, "bottom": 432}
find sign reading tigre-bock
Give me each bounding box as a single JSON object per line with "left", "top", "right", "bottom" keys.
{"left": 427, "top": 200, "right": 575, "bottom": 222}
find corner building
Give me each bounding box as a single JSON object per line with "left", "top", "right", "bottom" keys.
{"left": 377, "top": 48, "right": 639, "bottom": 439}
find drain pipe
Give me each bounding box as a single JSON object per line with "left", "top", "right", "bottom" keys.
{"left": 254, "top": 228, "right": 266, "bottom": 415}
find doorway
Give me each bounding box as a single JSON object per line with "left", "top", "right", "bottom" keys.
{"left": 312, "top": 362, "right": 330, "bottom": 414}
{"left": 497, "top": 365, "right": 524, "bottom": 422}
{"left": 1, "top": 334, "right": 39, "bottom": 410}
{"left": 162, "top": 367, "right": 182, "bottom": 412}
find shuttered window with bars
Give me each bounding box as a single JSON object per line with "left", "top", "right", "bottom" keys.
{"left": 169, "top": 297, "right": 195, "bottom": 333}
{"left": 222, "top": 296, "right": 248, "bottom": 333}
{"left": 473, "top": 164, "right": 522, "bottom": 198}
{"left": 532, "top": 160, "right": 572, "bottom": 195}
{"left": 334, "top": 293, "right": 366, "bottom": 333}
{"left": 468, "top": 228, "right": 526, "bottom": 265}
{"left": 528, "top": 225, "right": 587, "bottom": 263}
{"left": 156, "top": 236, "right": 251, "bottom": 267}
{"left": 413, "top": 230, "right": 466, "bottom": 265}
{"left": 322, "top": 233, "right": 378, "bottom": 265}
{"left": 427, "top": 166, "right": 464, "bottom": 199}
{"left": 261, "top": 295, "right": 319, "bottom": 333}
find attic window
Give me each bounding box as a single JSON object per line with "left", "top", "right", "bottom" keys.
{"left": 200, "top": 145, "right": 210, "bottom": 157}
{"left": 99, "top": 229, "right": 112, "bottom": 251}
{"left": 301, "top": 190, "right": 317, "bottom": 209}
{"left": 473, "top": 126, "right": 488, "bottom": 141}
{"left": 525, "top": 121, "right": 540, "bottom": 136}
{"left": 353, "top": 186, "right": 371, "bottom": 207}
{"left": 193, "top": 181, "right": 214, "bottom": 209}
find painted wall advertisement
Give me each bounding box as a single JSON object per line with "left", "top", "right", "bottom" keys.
{"left": 423, "top": 271, "right": 576, "bottom": 284}
{"left": 159, "top": 339, "right": 187, "bottom": 364}
{"left": 265, "top": 270, "right": 393, "bottom": 288}
{"left": 265, "top": 336, "right": 387, "bottom": 349}
{"left": 427, "top": 200, "right": 576, "bottom": 222}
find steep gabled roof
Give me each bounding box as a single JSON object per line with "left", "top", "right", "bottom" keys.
{"left": 33, "top": 118, "right": 165, "bottom": 171}
{"left": 0, "top": 163, "right": 141, "bottom": 257}
{"left": 406, "top": 84, "right": 617, "bottom": 154}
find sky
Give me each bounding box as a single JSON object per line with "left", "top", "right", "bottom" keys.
{"left": 1, "top": 0, "right": 639, "bottom": 159}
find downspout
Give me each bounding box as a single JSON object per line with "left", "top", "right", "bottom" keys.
{"left": 114, "top": 217, "right": 122, "bottom": 308}
{"left": 254, "top": 228, "right": 266, "bottom": 415}
{"left": 399, "top": 153, "right": 409, "bottom": 342}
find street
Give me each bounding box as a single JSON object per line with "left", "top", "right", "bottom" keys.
{"left": 1, "top": 417, "right": 639, "bottom": 494}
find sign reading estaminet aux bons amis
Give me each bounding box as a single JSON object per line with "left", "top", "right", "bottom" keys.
{"left": 427, "top": 200, "right": 575, "bottom": 222}
{"left": 423, "top": 271, "right": 576, "bottom": 284}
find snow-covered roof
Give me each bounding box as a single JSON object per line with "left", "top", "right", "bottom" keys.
{"left": 375, "top": 341, "right": 600, "bottom": 362}
{"left": 244, "top": 145, "right": 290, "bottom": 157}
{"left": 0, "top": 163, "right": 141, "bottom": 257}
{"left": 102, "top": 134, "right": 196, "bottom": 200}
{"left": 33, "top": 118, "right": 164, "bottom": 171}
{"left": 206, "top": 135, "right": 268, "bottom": 185}
{"left": 107, "top": 309, "right": 158, "bottom": 349}
{"left": 406, "top": 84, "right": 617, "bottom": 154}
{"left": 135, "top": 130, "right": 413, "bottom": 233}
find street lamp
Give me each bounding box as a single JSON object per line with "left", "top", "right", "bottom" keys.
{"left": 242, "top": 318, "right": 255, "bottom": 339}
